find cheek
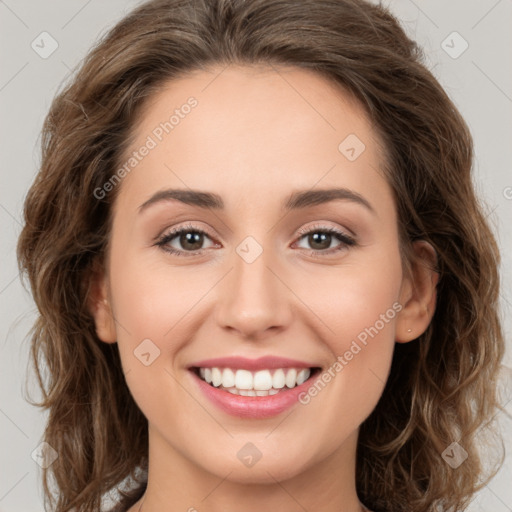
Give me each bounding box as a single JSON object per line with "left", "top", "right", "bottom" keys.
{"left": 107, "top": 253, "right": 201, "bottom": 419}
{"left": 290, "top": 250, "right": 403, "bottom": 420}
{"left": 109, "top": 246, "right": 209, "bottom": 338}
{"left": 294, "top": 252, "right": 402, "bottom": 351}
{"left": 289, "top": 258, "right": 402, "bottom": 438}
{"left": 109, "top": 240, "right": 403, "bottom": 358}
{"left": 107, "top": 245, "right": 220, "bottom": 390}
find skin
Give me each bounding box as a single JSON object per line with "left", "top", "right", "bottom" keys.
{"left": 89, "top": 64, "right": 438, "bottom": 512}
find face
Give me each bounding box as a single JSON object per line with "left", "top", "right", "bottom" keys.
{"left": 92, "top": 64, "right": 432, "bottom": 485}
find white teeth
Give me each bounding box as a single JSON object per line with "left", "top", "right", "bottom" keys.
{"left": 222, "top": 368, "right": 235, "bottom": 388}
{"left": 197, "top": 366, "right": 314, "bottom": 393}
{"left": 285, "top": 368, "right": 297, "bottom": 388}
{"left": 235, "top": 369, "right": 253, "bottom": 390}
{"left": 253, "top": 370, "right": 273, "bottom": 391}
{"left": 211, "top": 367, "right": 222, "bottom": 387}
{"left": 224, "top": 388, "right": 282, "bottom": 396}
{"left": 272, "top": 369, "right": 286, "bottom": 389}
{"left": 296, "top": 368, "right": 311, "bottom": 385}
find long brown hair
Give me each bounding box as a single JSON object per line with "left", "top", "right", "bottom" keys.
{"left": 17, "top": 0, "right": 505, "bottom": 510}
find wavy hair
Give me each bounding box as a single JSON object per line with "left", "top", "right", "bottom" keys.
{"left": 17, "top": 0, "right": 505, "bottom": 510}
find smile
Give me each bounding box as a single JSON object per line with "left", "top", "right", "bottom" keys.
{"left": 195, "top": 367, "right": 314, "bottom": 396}
{"left": 188, "top": 358, "right": 322, "bottom": 418}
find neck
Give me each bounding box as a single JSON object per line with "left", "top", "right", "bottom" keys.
{"left": 132, "top": 424, "right": 365, "bottom": 512}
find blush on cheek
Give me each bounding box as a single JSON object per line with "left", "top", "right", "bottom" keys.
{"left": 333, "top": 319, "right": 395, "bottom": 376}
{"left": 316, "top": 283, "right": 400, "bottom": 390}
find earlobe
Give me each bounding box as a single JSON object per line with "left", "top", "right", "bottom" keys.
{"left": 86, "top": 263, "right": 117, "bottom": 344}
{"left": 395, "top": 240, "right": 439, "bottom": 343}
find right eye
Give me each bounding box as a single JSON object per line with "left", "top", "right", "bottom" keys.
{"left": 155, "top": 223, "right": 218, "bottom": 257}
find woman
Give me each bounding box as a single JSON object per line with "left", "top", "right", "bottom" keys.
{"left": 17, "top": 0, "right": 505, "bottom": 511}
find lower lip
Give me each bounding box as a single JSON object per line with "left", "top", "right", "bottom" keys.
{"left": 190, "top": 370, "right": 317, "bottom": 419}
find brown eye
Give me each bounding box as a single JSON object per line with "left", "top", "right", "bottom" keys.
{"left": 155, "top": 224, "right": 216, "bottom": 257}
{"left": 305, "top": 232, "right": 334, "bottom": 250}
{"left": 177, "top": 231, "right": 205, "bottom": 251}
{"left": 295, "top": 225, "right": 356, "bottom": 257}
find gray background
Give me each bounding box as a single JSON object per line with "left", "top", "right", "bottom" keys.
{"left": 1, "top": 0, "right": 511, "bottom": 510}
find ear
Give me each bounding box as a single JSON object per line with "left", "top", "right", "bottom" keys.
{"left": 395, "top": 240, "right": 439, "bottom": 343}
{"left": 86, "top": 260, "right": 117, "bottom": 344}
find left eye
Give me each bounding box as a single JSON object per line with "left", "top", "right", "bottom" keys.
{"left": 294, "top": 226, "right": 355, "bottom": 254}
{"left": 155, "top": 223, "right": 356, "bottom": 257}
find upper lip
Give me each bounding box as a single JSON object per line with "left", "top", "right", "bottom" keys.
{"left": 188, "top": 356, "right": 318, "bottom": 371}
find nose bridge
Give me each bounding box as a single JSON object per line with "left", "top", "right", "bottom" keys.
{"left": 215, "top": 233, "right": 291, "bottom": 337}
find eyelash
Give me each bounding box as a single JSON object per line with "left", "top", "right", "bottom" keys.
{"left": 154, "top": 222, "right": 356, "bottom": 258}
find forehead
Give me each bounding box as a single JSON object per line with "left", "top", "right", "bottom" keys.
{"left": 114, "top": 64, "right": 392, "bottom": 217}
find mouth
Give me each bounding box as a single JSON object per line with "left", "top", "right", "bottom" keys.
{"left": 187, "top": 355, "right": 323, "bottom": 418}
{"left": 191, "top": 366, "right": 322, "bottom": 397}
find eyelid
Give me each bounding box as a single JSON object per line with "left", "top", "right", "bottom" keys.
{"left": 154, "top": 221, "right": 214, "bottom": 243}
{"left": 294, "top": 221, "right": 355, "bottom": 240}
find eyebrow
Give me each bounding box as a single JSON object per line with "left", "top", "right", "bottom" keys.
{"left": 138, "top": 187, "right": 375, "bottom": 214}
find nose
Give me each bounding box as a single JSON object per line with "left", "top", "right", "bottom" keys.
{"left": 214, "top": 242, "right": 293, "bottom": 341}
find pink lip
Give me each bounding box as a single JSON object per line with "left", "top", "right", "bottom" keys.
{"left": 188, "top": 355, "right": 315, "bottom": 371}
{"left": 189, "top": 367, "right": 320, "bottom": 419}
